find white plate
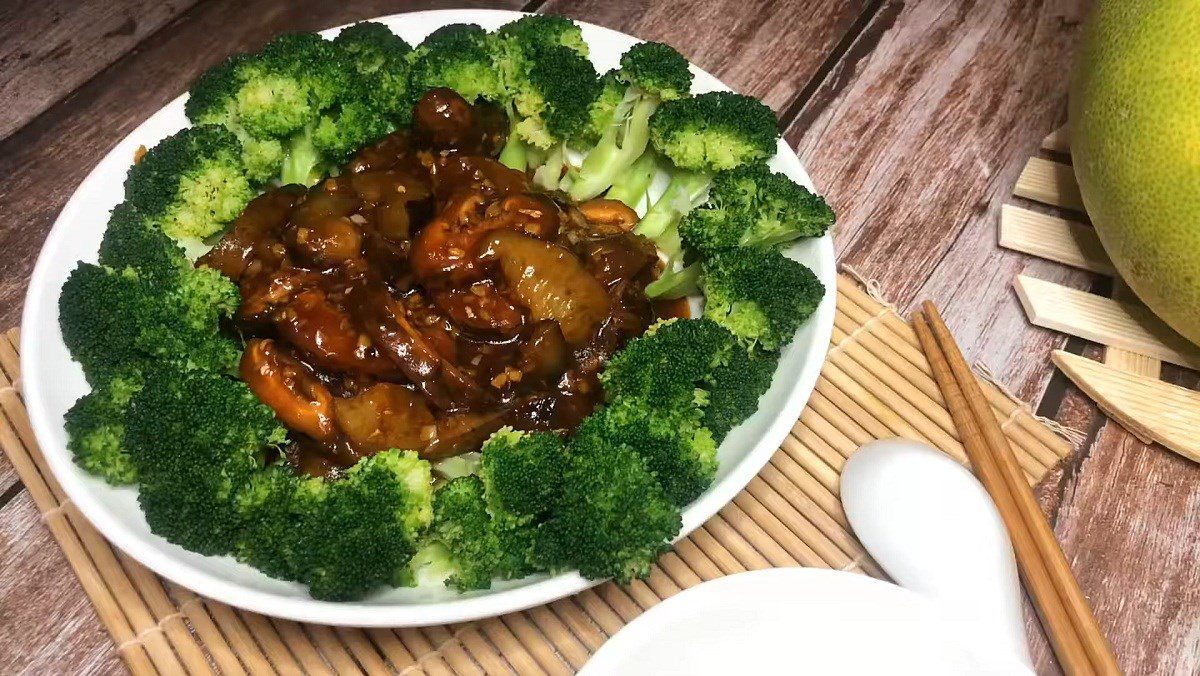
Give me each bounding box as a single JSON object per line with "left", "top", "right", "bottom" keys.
{"left": 581, "top": 569, "right": 970, "bottom": 675}
{"left": 21, "top": 9, "right": 836, "bottom": 627}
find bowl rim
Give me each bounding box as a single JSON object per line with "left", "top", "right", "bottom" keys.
{"left": 20, "top": 7, "right": 836, "bottom": 627}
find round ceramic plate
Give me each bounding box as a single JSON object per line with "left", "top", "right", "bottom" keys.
{"left": 22, "top": 8, "right": 836, "bottom": 626}
{"left": 580, "top": 569, "right": 971, "bottom": 675}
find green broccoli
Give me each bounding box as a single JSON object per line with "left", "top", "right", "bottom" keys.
{"left": 701, "top": 248, "right": 824, "bottom": 351}
{"left": 703, "top": 348, "right": 778, "bottom": 442}
{"left": 494, "top": 14, "right": 587, "bottom": 57}
{"left": 123, "top": 125, "right": 254, "bottom": 242}
{"left": 233, "top": 466, "right": 323, "bottom": 581}
{"left": 124, "top": 368, "right": 286, "bottom": 555}
{"left": 292, "top": 450, "right": 434, "bottom": 600}
{"left": 184, "top": 53, "right": 286, "bottom": 183}
{"left": 534, "top": 414, "right": 681, "bottom": 583}
{"left": 408, "top": 24, "right": 504, "bottom": 105}
{"left": 601, "top": 317, "right": 736, "bottom": 402}
{"left": 59, "top": 262, "right": 239, "bottom": 383}
{"left": 99, "top": 203, "right": 240, "bottom": 325}
{"left": 568, "top": 42, "right": 693, "bottom": 200}
{"left": 310, "top": 72, "right": 395, "bottom": 165}
{"left": 185, "top": 33, "right": 345, "bottom": 186}
{"left": 634, "top": 92, "right": 780, "bottom": 258}
{"left": 478, "top": 427, "right": 566, "bottom": 525}
{"left": 333, "top": 22, "right": 414, "bottom": 125}
{"left": 595, "top": 397, "right": 718, "bottom": 507}
{"left": 491, "top": 18, "right": 600, "bottom": 173}
{"left": 420, "top": 475, "right": 539, "bottom": 591}
{"left": 63, "top": 368, "right": 145, "bottom": 485}
{"left": 572, "top": 70, "right": 625, "bottom": 150}
{"left": 597, "top": 318, "right": 738, "bottom": 504}
{"left": 679, "top": 163, "right": 834, "bottom": 253}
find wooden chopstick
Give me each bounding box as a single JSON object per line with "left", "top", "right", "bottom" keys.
{"left": 912, "top": 304, "right": 1120, "bottom": 675}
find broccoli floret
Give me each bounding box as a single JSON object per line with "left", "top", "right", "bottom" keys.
{"left": 415, "top": 430, "right": 563, "bottom": 591}
{"left": 495, "top": 14, "right": 587, "bottom": 57}
{"left": 492, "top": 18, "right": 600, "bottom": 171}
{"left": 124, "top": 368, "right": 285, "bottom": 555}
{"left": 650, "top": 92, "right": 777, "bottom": 172}
{"left": 334, "top": 22, "right": 414, "bottom": 125}
{"left": 124, "top": 125, "right": 254, "bottom": 242}
{"left": 601, "top": 317, "right": 736, "bottom": 403}
{"left": 233, "top": 466, "right": 323, "bottom": 581}
{"left": 423, "top": 475, "right": 538, "bottom": 591}
{"left": 597, "top": 398, "right": 718, "bottom": 507}
{"left": 503, "top": 42, "right": 600, "bottom": 151}
{"left": 680, "top": 163, "right": 834, "bottom": 253}
{"left": 534, "top": 414, "right": 681, "bottom": 583}
{"left": 408, "top": 24, "right": 504, "bottom": 105}
{"left": 635, "top": 93, "right": 780, "bottom": 255}
{"left": 98, "top": 203, "right": 188, "bottom": 279}
{"left": 701, "top": 248, "right": 823, "bottom": 351}
{"left": 703, "top": 349, "right": 778, "bottom": 442}
{"left": 185, "top": 54, "right": 285, "bottom": 183}
{"left": 478, "top": 427, "right": 565, "bottom": 525}
{"left": 292, "top": 450, "right": 434, "bottom": 600}
{"left": 59, "top": 263, "right": 239, "bottom": 383}
{"left": 98, "top": 203, "right": 240, "bottom": 325}
{"left": 64, "top": 369, "right": 145, "bottom": 484}
{"left": 571, "top": 70, "right": 625, "bottom": 150}
{"left": 185, "top": 34, "right": 346, "bottom": 186}
{"left": 568, "top": 42, "right": 693, "bottom": 200}
{"left": 311, "top": 74, "right": 395, "bottom": 164}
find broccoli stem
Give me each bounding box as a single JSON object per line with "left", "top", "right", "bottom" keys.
{"left": 280, "top": 126, "right": 322, "bottom": 186}
{"left": 634, "top": 170, "right": 710, "bottom": 242}
{"left": 645, "top": 261, "right": 700, "bottom": 299}
{"left": 498, "top": 119, "right": 529, "bottom": 171}
{"left": 499, "top": 138, "right": 528, "bottom": 171}
{"left": 606, "top": 149, "right": 659, "bottom": 209}
{"left": 568, "top": 93, "right": 658, "bottom": 201}
{"left": 532, "top": 143, "right": 568, "bottom": 190}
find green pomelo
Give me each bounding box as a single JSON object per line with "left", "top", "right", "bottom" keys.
{"left": 1069, "top": 0, "right": 1200, "bottom": 345}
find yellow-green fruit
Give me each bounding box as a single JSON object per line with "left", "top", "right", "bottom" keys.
{"left": 1069, "top": 0, "right": 1200, "bottom": 345}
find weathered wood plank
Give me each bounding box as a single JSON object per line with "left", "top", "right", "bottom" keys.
{"left": 788, "top": 0, "right": 1089, "bottom": 399}
{"left": 1044, "top": 420, "right": 1200, "bottom": 676}
{"left": 0, "top": 0, "right": 525, "bottom": 334}
{"left": 0, "top": 491, "right": 124, "bottom": 675}
{"left": 0, "top": 0, "right": 201, "bottom": 141}
{"left": 542, "top": 0, "right": 873, "bottom": 111}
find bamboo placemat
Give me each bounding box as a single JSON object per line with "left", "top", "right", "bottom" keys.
{"left": 0, "top": 274, "right": 1075, "bottom": 675}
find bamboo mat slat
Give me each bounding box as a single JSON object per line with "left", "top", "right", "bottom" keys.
{"left": 0, "top": 275, "right": 1075, "bottom": 675}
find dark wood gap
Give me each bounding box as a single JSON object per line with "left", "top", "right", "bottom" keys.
{"left": 777, "top": 0, "right": 902, "bottom": 139}
{"left": 522, "top": 0, "right": 551, "bottom": 12}
{"left": 0, "top": 479, "right": 24, "bottom": 511}
{"left": 774, "top": 0, "right": 888, "bottom": 131}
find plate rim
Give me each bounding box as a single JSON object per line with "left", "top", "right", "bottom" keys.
{"left": 20, "top": 7, "right": 836, "bottom": 627}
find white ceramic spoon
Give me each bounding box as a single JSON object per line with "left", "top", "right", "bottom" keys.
{"left": 841, "top": 438, "right": 1035, "bottom": 674}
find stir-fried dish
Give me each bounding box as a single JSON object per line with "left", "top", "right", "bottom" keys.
{"left": 58, "top": 16, "right": 833, "bottom": 601}
{"left": 200, "top": 89, "right": 682, "bottom": 477}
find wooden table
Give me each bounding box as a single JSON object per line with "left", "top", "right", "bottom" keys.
{"left": 0, "top": 1, "right": 1195, "bottom": 673}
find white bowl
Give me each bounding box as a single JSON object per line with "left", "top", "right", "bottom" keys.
{"left": 21, "top": 8, "right": 835, "bottom": 627}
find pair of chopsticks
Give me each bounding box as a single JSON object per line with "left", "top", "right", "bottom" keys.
{"left": 912, "top": 301, "right": 1120, "bottom": 675}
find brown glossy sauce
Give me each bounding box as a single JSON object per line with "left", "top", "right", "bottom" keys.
{"left": 201, "top": 88, "right": 683, "bottom": 478}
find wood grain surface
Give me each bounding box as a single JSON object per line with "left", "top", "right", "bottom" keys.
{"left": 0, "top": 1, "right": 1196, "bottom": 674}
{"left": 0, "top": 0, "right": 200, "bottom": 141}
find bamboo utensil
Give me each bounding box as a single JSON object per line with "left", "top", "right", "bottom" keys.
{"left": 912, "top": 302, "right": 1120, "bottom": 675}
